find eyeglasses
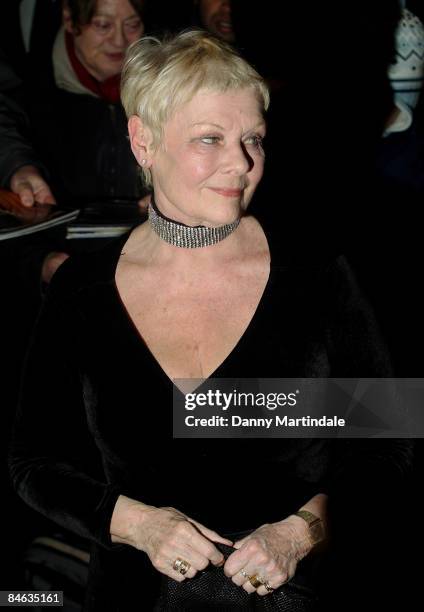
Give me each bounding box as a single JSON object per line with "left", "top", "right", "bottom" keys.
{"left": 90, "top": 17, "right": 143, "bottom": 37}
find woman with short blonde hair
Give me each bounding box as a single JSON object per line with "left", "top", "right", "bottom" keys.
{"left": 10, "top": 28, "right": 411, "bottom": 612}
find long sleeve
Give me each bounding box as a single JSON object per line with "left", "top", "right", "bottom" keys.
{"left": 0, "top": 90, "right": 47, "bottom": 188}
{"left": 8, "top": 269, "right": 122, "bottom": 549}
{"left": 0, "top": 50, "right": 48, "bottom": 188}
{"left": 322, "top": 254, "right": 393, "bottom": 377}
{"left": 317, "top": 255, "right": 414, "bottom": 488}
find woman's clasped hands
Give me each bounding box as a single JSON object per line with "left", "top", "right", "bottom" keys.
{"left": 111, "top": 496, "right": 313, "bottom": 595}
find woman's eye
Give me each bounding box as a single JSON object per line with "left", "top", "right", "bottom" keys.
{"left": 125, "top": 20, "right": 143, "bottom": 33}
{"left": 200, "top": 136, "right": 221, "bottom": 145}
{"left": 91, "top": 20, "right": 113, "bottom": 34}
{"left": 245, "top": 135, "right": 264, "bottom": 148}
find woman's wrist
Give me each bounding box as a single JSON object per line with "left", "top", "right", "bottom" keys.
{"left": 110, "top": 494, "right": 155, "bottom": 549}
{"left": 277, "top": 515, "right": 315, "bottom": 558}
{"left": 294, "top": 493, "right": 328, "bottom": 550}
{"left": 276, "top": 492, "right": 329, "bottom": 556}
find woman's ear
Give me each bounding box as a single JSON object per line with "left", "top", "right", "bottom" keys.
{"left": 128, "top": 116, "right": 154, "bottom": 168}
{"left": 62, "top": 3, "right": 74, "bottom": 34}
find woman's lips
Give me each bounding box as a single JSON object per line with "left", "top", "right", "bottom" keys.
{"left": 105, "top": 52, "right": 124, "bottom": 62}
{"left": 209, "top": 187, "right": 242, "bottom": 197}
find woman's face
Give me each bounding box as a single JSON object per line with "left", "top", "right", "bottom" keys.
{"left": 148, "top": 88, "right": 266, "bottom": 227}
{"left": 65, "top": 0, "right": 144, "bottom": 81}
{"left": 199, "top": 0, "right": 235, "bottom": 43}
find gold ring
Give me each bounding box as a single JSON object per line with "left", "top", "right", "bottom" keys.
{"left": 264, "top": 581, "right": 274, "bottom": 592}
{"left": 172, "top": 557, "right": 191, "bottom": 575}
{"left": 249, "top": 574, "right": 265, "bottom": 589}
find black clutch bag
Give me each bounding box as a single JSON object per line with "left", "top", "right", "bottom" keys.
{"left": 154, "top": 534, "right": 320, "bottom": 612}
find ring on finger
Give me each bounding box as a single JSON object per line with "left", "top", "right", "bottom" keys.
{"left": 240, "top": 570, "right": 249, "bottom": 579}
{"left": 264, "top": 580, "right": 274, "bottom": 592}
{"left": 172, "top": 557, "right": 191, "bottom": 575}
{"left": 249, "top": 574, "right": 266, "bottom": 589}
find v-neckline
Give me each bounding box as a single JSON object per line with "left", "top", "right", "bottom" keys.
{"left": 111, "top": 222, "right": 273, "bottom": 390}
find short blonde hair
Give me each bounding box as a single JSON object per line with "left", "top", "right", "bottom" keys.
{"left": 121, "top": 29, "right": 270, "bottom": 186}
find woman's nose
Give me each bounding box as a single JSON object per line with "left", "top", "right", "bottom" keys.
{"left": 110, "top": 25, "right": 126, "bottom": 48}
{"left": 226, "top": 143, "right": 251, "bottom": 175}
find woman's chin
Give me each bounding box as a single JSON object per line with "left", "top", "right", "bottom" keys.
{"left": 206, "top": 203, "right": 246, "bottom": 227}
{"left": 96, "top": 66, "right": 121, "bottom": 81}
{"left": 204, "top": 212, "right": 242, "bottom": 227}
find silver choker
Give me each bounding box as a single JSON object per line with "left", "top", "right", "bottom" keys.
{"left": 148, "top": 201, "right": 240, "bottom": 248}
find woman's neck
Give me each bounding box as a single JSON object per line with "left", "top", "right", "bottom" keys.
{"left": 122, "top": 215, "right": 268, "bottom": 278}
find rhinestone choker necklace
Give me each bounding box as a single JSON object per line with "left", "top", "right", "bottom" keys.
{"left": 148, "top": 200, "right": 240, "bottom": 248}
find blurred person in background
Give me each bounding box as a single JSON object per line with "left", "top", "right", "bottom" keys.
{"left": 0, "top": 0, "right": 147, "bottom": 285}
{"left": 195, "top": 0, "right": 235, "bottom": 43}
{"left": 4, "top": 0, "right": 146, "bottom": 208}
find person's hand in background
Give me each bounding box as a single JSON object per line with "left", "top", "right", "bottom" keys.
{"left": 10, "top": 165, "right": 56, "bottom": 207}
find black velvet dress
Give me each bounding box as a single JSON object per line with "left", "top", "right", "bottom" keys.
{"left": 9, "top": 218, "right": 413, "bottom": 611}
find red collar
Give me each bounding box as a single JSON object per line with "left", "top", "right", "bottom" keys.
{"left": 65, "top": 31, "right": 121, "bottom": 104}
